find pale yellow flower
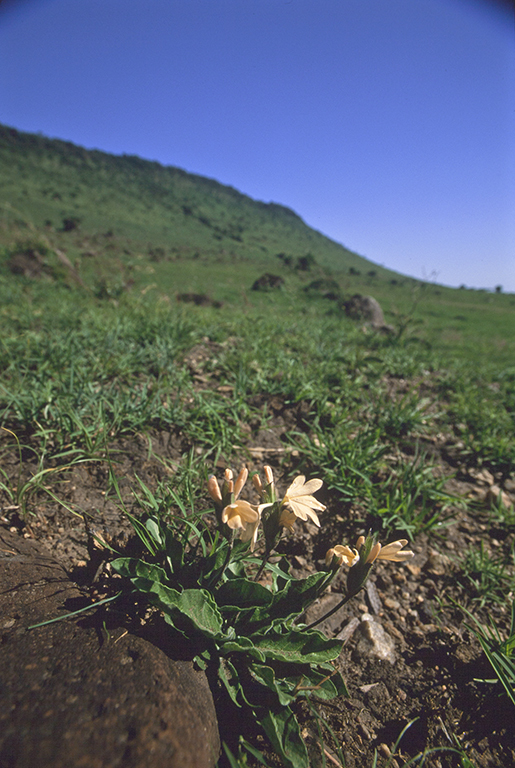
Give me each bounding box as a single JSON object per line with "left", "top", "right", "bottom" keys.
{"left": 366, "top": 538, "right": 414, "bottom": 564}
{"left": 325, "top": 545, "right": 359, "bottom": 568}
{"left": 278, "top": 507, "right": 297, "bottom": 532}
{"left": 221, "top": 499, "right": 259, "bottom": 531}
{"left": 282, "top": 475, "right": 325, "bottom": 526}
{"left": 239, "top": 503, "right": 267, "bottom": 550}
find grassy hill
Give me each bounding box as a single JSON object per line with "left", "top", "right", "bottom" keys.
{"left": 1, "top": 123, "right": 514, "bottom": 366}
{"left": 0, "top": 123, "right": 378, "bottom": 273}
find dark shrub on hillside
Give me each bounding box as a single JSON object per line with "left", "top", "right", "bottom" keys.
{"left": 176, "top": 293, "right": 223, "bottom": 308}
{"left": 296, "top": 253, "right": 316, "bottom": 271}
{"left": 61, "top": 217, "right": 81, "bottom": 232}
{"left": 251, "top": 273, "right": 285, "bottom": 291}
{"left": 304, "top": 278, "right": 341, "bottom": 299}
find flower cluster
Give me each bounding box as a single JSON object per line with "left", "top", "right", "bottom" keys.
{"left": 208, "top": 465, "right": 326, "bottom": 553}
{"left": 207, "top": 466, "right": 414, "bottom": 606}
{"left": 326, "top": 535, "right": 414, "bottom": 599}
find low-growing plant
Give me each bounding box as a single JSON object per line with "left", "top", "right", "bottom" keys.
{"left": 369, "top": 451, "right": 460, "bottom": 538}
{"left": 458, "top": 541, "right": 515, "bottom": 607}
{"left": 459, "top": 600, "right": 515, "bottom": 708}
{"left": 111, "top": 465, "right": 414, "bottom": 768}
{"left": 372, "top": 392, "right": 434, "bottom": 439}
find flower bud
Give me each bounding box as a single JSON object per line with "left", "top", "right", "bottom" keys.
{"left": 264, "top": 465, "right": 274, "bottom": 485}
{"left": 252, "top": 473, "right": 263, "bottom": 495}
{"left": 207, "top": 475, "right": 222, "bottom": 503}
{"left": 233, "top": 467, "right": 248, "bottom": 499}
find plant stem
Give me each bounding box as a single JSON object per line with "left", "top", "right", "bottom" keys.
{"left": 303, "top": 592, "right": 355, "bottom": 631}
{"left": 253, "top": 549, "right": 271, "bottom": 582}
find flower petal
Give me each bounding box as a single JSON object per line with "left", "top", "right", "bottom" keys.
{"left": 326, "top": 545, "right": 359, "bottom": 567}
{"left": 279, "top": 507, "right": 297, "bottom": 532}
{"left": 285, "top": 477, "right": 323, "bottom": 497}
{"left": 377, "top": 539, "right": 414, "bottom": 562}
{"left": 222, "top": 500, "right": 259, "bottom": 530}
{"left": 287, "top": 498, "right": 321, "bottom": 526}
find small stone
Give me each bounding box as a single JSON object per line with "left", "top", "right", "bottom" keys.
{"left": 365, "top": 580, "right": 382, "bottom": 614}
{"left": 426, "top": 549, "right": 451, "bottom": 576}
{"left": 1, "top": 619, "right": 16, "bottom": 629}
{"left": 359, "top": 683, "right": 380, "bottom": 693}
{"left": 486, "top": 485, "right": 512, "bottom": 508}
{"left": 475, "top": 468, "right": 495, "bottom": 485}
{"left": 384, "top": 597, "right": 400, "bottom": 610}
{"left": 336, "top": 617, "right": 360, "bottom": 644}
{"left": 353, "top": 616, "right": 396, "bottom": 663}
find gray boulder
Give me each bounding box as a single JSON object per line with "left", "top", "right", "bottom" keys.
{"left": 341, "top": 294, "right": 394, "bottom": 332}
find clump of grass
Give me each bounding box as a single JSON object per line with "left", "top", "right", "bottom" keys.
{"left": 458, "top": 541, "right": 515, "bottom": 607}
{"left": 459, "top": 599, "right": 515, "bottom": 709}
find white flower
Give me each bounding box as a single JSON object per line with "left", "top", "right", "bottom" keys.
{"left": 239, "top": 503, "right": 268, "bottom": 551}
{"left": 282, "top": 475, "right": 325, "bottom": 526}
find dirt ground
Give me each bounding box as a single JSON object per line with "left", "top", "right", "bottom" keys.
{"left": 1, "top": 389, "right": 514, "bottom": 768}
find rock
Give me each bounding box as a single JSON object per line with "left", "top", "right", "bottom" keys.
{"left": 341, "top": 294, "right": 394, "bottom": 332}
{"left": 485, "top": 485, "right": 512, "bottom": 509}
{"left": 425, "top": 548, "right": 452, "bottom": 576}
{"left": 474, "top": 468, "right": 495, "bottom": 486}
{"left": 336, "top": 617, "right": 360, "bottom": 644}
{"left": 353, "top": 615, "right": 396, "bottom": 664}
{"left": 365, "top": 580, "right": 382, "bottom": 615}
{"left": 303, "top": 593, "right": 346, "bottom": 636}
{"left": 0, "top": 528, "right": 220, "bottom": 768}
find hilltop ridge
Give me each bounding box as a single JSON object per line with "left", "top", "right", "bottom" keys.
{"left": 0, "top": 123, "right": 388, "bottom": 275}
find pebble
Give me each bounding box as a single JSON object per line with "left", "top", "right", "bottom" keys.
{"left": 336, "top": 617, "right": 360, "bottom": 644}
{"left": 365, "top": 580, "right": 382, "bottom": 614}
{"left": 354, "top": 615, "right": 396, "bottom": 664}
{"left": 426, "top": 549, "right": 451, "bottom": 576}
{"left": 384, "top": 597, "right": 400, "bottom": 610}
{"left": 486, "top": 485, "right": 512, "bottom": 508}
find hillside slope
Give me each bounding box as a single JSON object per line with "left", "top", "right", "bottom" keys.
{"left": 0, "top": 124, "right": 385, "bottom": 274}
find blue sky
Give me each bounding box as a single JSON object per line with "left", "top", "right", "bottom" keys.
{"left": 1, "top": 0, "right": 514, "bottom": 291}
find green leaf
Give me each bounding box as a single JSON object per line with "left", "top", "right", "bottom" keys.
{"left": 249, "top": 572, "right": 329, "bottom": 629}
{"left": 258, "top": 705, "right": 309, "bottom": 768}
{"left": 216, "top": 579, "right": 274, "bottom": 610}
{"left": 285, "top": 664, "right": 348, "bottom": 700}
{"left": 218, "top": 658, "right": 244, "bottom": 708}
{"left": 111, "top": 557, "right": 224, "bottom": 637}
{"left": 157, "top": 585, "right": 224, "bottom": 638}
{"left": 145, "top": 517, "right": 164, "bottom": 545}
{"left": 111, "top": 557, "right": 168, "bottom": 585}
{"left": 221, "top": 636, "right": 263, "bottom": 658}
{"left": 249, "top": 629, "right": 343, "bottom": 665}
{"left": 248, "top": 663, "right": 297, "bottom": 706}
